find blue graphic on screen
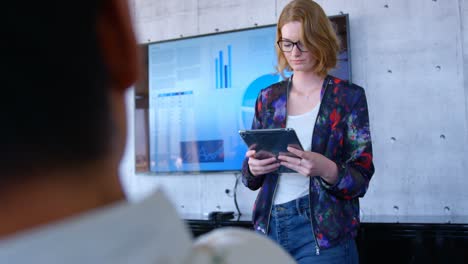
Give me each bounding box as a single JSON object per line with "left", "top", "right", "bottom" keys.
{"left": 181, "top": 140, "right": 224, "bottom": 163}
{"left": 241, "top": 74, "right": 281, "bottom": 129}
{"left": 147, "top": 19, "right": 350, "bottom": 173}
{"left": 215, "top": 45, "right": 232, "bottom": 88}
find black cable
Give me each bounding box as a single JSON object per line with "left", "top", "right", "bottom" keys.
{"left": 233, "top": 173, "right": 242, "bottom": 217}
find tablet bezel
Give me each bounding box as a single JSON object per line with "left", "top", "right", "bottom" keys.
{"left": 239, "top": 128, "right": 303, "bottom": 173}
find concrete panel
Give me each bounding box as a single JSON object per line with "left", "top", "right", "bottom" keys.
{"left": 137, "top": 174, "right": 203, "bottom": 215}
{"left": 359, "top": 0, "right": 468, "bottom": 216}
{"left": 199, "top": 174, "right": 237, "bottom": 215}
{"left": 199, "top": 173, "right": 257, "bottom": 216}
{"left": 197, "top": 0, "right": 276, "bottom": 34}
{"left": 133, "top": 0, "right": 198, "bottom": 43}
{"left": 459, "top": 0, "right": 468, "bottom": 220}
{"left": 461, "top": 0, "right": 468, "bottom": 156}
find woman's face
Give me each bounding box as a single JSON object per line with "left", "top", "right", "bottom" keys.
{"left": 280, "top": 21, "right": 315, "bottom": 73}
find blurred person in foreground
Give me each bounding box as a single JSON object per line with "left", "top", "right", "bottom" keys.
{"left": 0, "top": 1, "right": 295, "bottom": 263}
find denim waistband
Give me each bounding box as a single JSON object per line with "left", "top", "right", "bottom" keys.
{"left": 272, "top": 195, "right": 310, "bottom": 216}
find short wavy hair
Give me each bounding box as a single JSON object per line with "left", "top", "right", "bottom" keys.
{"left": 276, "top": 0, "right": 340, "bottom": 77}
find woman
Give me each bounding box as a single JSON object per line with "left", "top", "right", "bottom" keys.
{"left": 241, "top": 0, "right": 374, "bottom": 263}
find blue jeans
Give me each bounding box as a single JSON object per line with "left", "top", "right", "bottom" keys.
{"left": 267, "top": 195, "right": 359, "bottom": 264}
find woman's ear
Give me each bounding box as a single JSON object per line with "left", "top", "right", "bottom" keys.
{"left": 96, "top": 0, "right": 140, "bottom": 92}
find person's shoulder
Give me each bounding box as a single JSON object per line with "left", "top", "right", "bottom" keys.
{"left": 0, "top": 189, "right": 194, "bottom": 264}
{"left": 259, "top": 79, "right": 288, "bottom": 98}
{"left": 262, "top": 78, "right": 287, "bottom": 92}
{"left": 327, "top": 75, "right": 366, "bottom": 99}
{"left": 328, "top": 75, "right": 364, "bottom": 93}
{"left": 191, "top": 227, "right": 296, "bottom": 264}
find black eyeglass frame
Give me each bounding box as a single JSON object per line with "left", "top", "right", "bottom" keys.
{"left": 276, "top": 40, "right": 309, "bottom": 52}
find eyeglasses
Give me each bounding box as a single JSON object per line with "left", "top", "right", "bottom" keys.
{"left": 277, "top": 40, "right": 308, "bottom": 52}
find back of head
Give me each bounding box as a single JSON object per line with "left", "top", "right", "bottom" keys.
{"left": 193, "top": 227, "right": 296, "bottom": 264}
{"left": 1, "top": 1, "right": 111, "bottom": 179}
{"left": 276, "top": 0, "right": 340, "bottom": 77}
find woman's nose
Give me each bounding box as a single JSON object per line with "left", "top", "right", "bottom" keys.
{"left": 291, "top": 46, "right": 302, "bottom": 56}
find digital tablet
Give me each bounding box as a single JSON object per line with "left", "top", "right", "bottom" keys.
{"left": 238, "top": 128, "right": 303, "bottom": 173}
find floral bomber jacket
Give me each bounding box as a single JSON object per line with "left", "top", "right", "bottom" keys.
{"left": 241, "top": 75, "right": 375, "bottom": 251}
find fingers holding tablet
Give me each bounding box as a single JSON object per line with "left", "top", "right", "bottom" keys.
{"left": 245, "top": 150, "right": 280, "bottom": 176}
{"left": 239, "top": 128, "right": 304, "bottom": 173}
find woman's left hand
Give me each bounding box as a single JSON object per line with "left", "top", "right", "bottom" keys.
{"left": 277, "top": 146, "right": 339, "bottom": 185}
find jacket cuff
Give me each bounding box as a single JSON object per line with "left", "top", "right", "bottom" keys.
{"left": 320, "top": 161, "right": 345, "bottom": 190}
{"left": 242, "top": 158, "right": 257, "bottom": 184}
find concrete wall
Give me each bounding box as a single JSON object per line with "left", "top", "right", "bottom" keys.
{"left": 462, "top": 0, "right": 468, "bottom": 170}
{"left": 121, "top": 0, "right": 468, "bottom": 221}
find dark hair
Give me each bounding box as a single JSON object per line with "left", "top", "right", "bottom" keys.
{"left": 1, "top": 2, "right": 112, "bottom": 175}
{"left": 276, "top": 0, "right": 340, "bottom": 77}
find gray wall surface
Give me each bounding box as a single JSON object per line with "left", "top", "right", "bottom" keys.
{"left": 120, "top": 0, "right": 468, "bottom": 221}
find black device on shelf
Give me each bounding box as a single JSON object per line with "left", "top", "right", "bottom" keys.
{"left": 208, "top": 211, "right": 235, "bottom": 221}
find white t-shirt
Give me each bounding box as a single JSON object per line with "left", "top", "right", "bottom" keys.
{"left": 274, "top": 102, "right": 320, "bottom": 205}
{"left": 0, "top": 189, "right": 295, "bottom": 264}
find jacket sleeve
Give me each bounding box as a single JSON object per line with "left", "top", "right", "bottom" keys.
{"left": 241, "top": 91, "right": 267, "bottom": 191}
{"left": 320, "top": 88, "right": 375, "bottom": 199}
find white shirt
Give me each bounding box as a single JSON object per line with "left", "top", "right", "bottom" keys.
{"left": 0, "top": 189, "right": 295, "bottom": 264}
{"left": 274, "top": 102, "right": 320, "bottom": 205}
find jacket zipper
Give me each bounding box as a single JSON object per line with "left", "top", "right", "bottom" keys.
{"left": 265, "top": 177, "right": 279, "bottom": 234}
{"left": 266, "top": 178, "right": 320, "bottom": 255}
{"left": 308, "top": 191, "right": 320, "bottom": 255}
{"left": 306, "top": 76, "right": 331, "bottom": 256}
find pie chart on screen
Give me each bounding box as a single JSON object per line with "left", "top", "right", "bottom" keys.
{"left": 240, "top": 74, "right": 281, "bottom": 130}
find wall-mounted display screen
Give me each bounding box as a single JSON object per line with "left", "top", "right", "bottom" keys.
{"left": 147, "top": 15, "right": 350, "bottom": 173}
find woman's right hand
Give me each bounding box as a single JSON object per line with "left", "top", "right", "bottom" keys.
{"left": 246, "top": 150, "right": 280, "bottom": 176}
